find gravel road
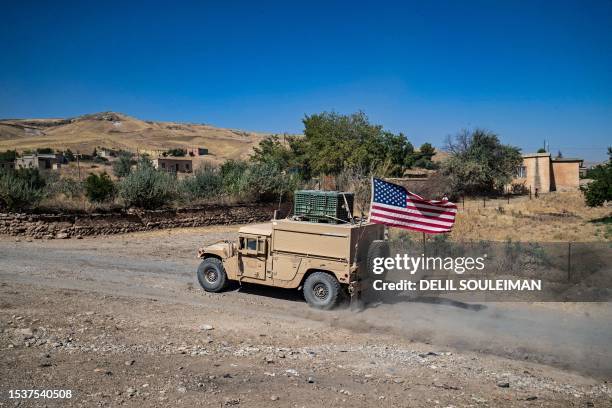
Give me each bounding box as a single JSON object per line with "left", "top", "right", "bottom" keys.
{"left": 1, "top": 226, "right": 611, "bottom": 407}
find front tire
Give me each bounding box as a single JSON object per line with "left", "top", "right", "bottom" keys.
{"left": 197, "top": 258, "right": 229, "bottom": 293}
{"left": 303, "top": 272, "right": 341, "bottom": 310}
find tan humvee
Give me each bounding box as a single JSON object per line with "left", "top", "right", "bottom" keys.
{"left": 196, "top": 219, "right": 386, "bottom": 309}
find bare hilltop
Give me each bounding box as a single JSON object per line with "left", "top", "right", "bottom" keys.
{"left": 0, "top": 112, "right": 270, "bottom": 162}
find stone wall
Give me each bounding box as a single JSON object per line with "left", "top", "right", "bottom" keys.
{"left": 0, "top": 203, "right": 290, "bottom": 239}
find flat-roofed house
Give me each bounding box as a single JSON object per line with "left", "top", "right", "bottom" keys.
{"left": 186, "top": 147, "right": 208, "bottom": 156}
{"left": 513, "top": 153, "right": 583, "bottom": 193}
{"left": 15, "top": 153, "right": 63, "bottom": 170}
{"left": 152, "top": 157, "right": 193, "bottom": 173}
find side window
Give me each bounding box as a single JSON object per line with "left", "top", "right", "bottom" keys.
{"left": 239, "top": 237, "right": 245, "bottom": 249}
{"left": 258, "top": 239, "right": 267, "bottom": 254}
{"left": 246, "top": 238, "right": 257, "bottom": 251}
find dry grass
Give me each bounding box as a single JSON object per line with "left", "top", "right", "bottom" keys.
{"left": 0, "top": 112, "right": 269, "bottom": 163}
{"left": 387, "top": 191, "right": 610, "bottom": 243}
{"left": 449, "top": 191, "right": 611, "bottom": 242}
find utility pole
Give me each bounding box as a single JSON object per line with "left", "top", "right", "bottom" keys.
{"left": 75, "top": 151, "right": 83, "bottom": 180}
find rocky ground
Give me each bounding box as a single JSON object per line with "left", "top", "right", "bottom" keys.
{"left": 0, "top": 226, "right": 611, "bottom": 407}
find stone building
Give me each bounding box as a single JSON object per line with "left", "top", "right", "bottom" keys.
{"left": 15, "top": 153, "right": 63, "bottom": 170}
{"left": 513, "top": 152, "right": 583, "bottom": 193}
{"left": 186, "top": 147, "right": 208, "bottom": 156}
{"left": 152, "top": 157, "right": 193, "bottom": 173}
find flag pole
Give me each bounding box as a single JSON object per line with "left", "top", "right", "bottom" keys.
{"left": 367, "top": 176, "right": 374, "bottom": 223}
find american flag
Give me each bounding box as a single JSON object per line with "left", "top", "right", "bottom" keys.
{"left": 369, "top": 178, "right": 457, "bottom": 234}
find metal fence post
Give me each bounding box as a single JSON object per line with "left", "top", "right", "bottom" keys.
{"left": 567, "top": 242, "right": 572, "bottom": 282}
{"left": 422, "top": 232, "right": 426, "bottom": 257}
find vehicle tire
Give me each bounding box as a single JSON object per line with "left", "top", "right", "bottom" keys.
{"left": 197, "top": 258, "right": 229, "bottom": 293}
{"left": 303, "top": 272, "right": 342, "bottom": 310}
{"left": 366, "top": 240, "right": 390, "bottom": 281}
{"left": 362, "top": 240, "right": 391, "bottom": 304}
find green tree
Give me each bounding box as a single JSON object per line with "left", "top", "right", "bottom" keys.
{"left": 380, "top": 132, "right": 415, "bottom": 175}
{"left": 112, "top": 151, "right": 135, "bottom": 177}
{"left": 64, "top": 149, "right": 75, "bottom": 162}
{"left": 166, "top": 148, "right": 186, "bottom": 157}
{"left": 443, "top": 129, "right": 522, "bottom": 194}
{"left": 84, "top": 172, "right": 116, "bottom": 202}
{"left": 412, "top": 142, "right": 438, "bottom": 169}
{"left": 302, "top": 111, "right": 412, "bottom": 177}
{"left": 250, "top": 135, "right": 294, "bottom": 169}
{"left": 0, "top": 150, "right": 17, "bottom": 162}
{"left": 583, "top": 147, "right": 612, "bottom": 207}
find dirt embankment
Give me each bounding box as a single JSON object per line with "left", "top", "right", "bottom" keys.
{"left": 0, "top": 203, "right": 289, "bottom": 239}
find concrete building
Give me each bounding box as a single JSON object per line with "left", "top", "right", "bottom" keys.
{"left": 186, "top": 147, "right": 208, "bottom": 156}
{"left": 152, "top": 157, "right": 192, "bottom": 173}
{"left": 513, "top": 153, "right": 583, "bottom": 193}
{"left": 15, "top": 153, "right": 63, "bottom": 170}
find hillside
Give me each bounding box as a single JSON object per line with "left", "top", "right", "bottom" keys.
{"left": 0, "top": 112, "right": 270, "bottom": 162}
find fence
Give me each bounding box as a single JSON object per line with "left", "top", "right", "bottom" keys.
{"left": 383, "top": 236, "right": 612, "bottom": 302}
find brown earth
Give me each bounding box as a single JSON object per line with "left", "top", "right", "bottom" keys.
{"left": 0, "top": 226, "right": 611, "bottom": 407}
{"left": 0, "top": 112, "right": 271, "bottom": 163}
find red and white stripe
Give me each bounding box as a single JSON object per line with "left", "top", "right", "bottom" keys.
{"left": 370, "top": 192, "right": 457, "bottom": 234}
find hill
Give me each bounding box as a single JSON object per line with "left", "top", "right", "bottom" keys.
{"left": 0, "top": 112, "right": 270, "bottom": 162}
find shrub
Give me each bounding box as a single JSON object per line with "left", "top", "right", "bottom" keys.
{"left": 84, "top": 172, "right": 116, "bottom": 202}
{"left": 113, "top": 151, "right": 135, "bottom": 177}
{"left": 47, "top": 177, "right": 83, "bottom": 198}
{"left": 119, "top": 166, "right": 176, "bottom": 209}
{"left": 244, "top": 162, "right": 300, "bottom": 202}
{"left": 165, "top": 148, "right": 186, "bottom": 157}
{"left": 0, "top": 169, "right": 46, "bottom": 210}
{"left": 14, "top": 168, "right": 46, "bottom": 190}
{"left": 583, "top": 147, "right": 611, "bottom": 207}
{"left": 218, "top": 160, "right": 300, "bottom": 202}
{"left": 220, "top": 160, "right": 250, "bottom": 197}
{"left": 180, "top": 163, "right": 223, "bottom": 200}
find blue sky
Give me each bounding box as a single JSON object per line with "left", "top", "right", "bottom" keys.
{"left": 1, "top": 0, "right": 610, "bottom": 162}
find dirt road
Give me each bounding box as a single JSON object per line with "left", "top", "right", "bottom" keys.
{"left": 1, "top": 226, "right": 611, "bottom": 407}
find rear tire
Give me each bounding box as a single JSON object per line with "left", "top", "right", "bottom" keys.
{"left": 197, "top": 258, "right": 229, "bottom": 293}
{"left": 363, "top": 240, "right": 391, "bottom": 303}
{"left": 303, "top": 272, "right": 341, "bottom": 310}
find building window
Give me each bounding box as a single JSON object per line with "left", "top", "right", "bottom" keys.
{"left": 515, "top": 165, "right": 527, "bottom": 178}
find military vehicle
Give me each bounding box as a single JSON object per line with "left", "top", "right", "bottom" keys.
{"left": 196, "top": 218, "right": 388, "bottom": 309}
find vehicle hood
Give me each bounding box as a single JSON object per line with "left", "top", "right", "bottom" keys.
{"left": 197, "top": 241, "right": 233, "bottom": 259}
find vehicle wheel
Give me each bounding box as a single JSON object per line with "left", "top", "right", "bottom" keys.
{"left": 197, "top": 258, "right": 228, "bottom": 293}
{"left": 303, "top": 272, "right": 342, "bottom": 310}
{"left": 366, "top": 240, "right": 390, "bottom": 281}
{"left": 362, "top": 240, "right": 391, "bottom": 303}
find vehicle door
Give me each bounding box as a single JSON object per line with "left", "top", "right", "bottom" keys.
{"left": 237, "top": 235, "right": 267, "bottom": 280}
